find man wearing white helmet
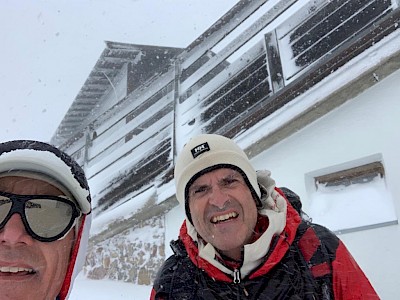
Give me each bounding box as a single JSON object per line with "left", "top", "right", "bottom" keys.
{"left": 151, "top": 134, "right": 378, "bottom": 299}
{"left": 0, "top": 140, "right": 92, "bottom": 300}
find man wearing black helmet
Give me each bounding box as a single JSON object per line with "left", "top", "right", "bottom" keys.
{"left": 0, "top": 140, "right": 92, "bottom": 300}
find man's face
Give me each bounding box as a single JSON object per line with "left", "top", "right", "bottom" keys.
{"left": 0, "top": 176, "right": 75, "bottom": 300}
{"left": 188, "top": 168, "right": 258, "bottom": 260}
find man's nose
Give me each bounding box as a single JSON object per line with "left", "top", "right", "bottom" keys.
{"left": 208, "top": 186, "right": 230, "bottom": 209}
{"left": 0, "top": 213, "right": 33, "bottom": 245}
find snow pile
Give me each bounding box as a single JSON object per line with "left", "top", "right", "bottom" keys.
{"left": 309, "top": 175, "right": 397, "bottom": 233}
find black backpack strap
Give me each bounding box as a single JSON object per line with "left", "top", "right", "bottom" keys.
{"left": 295, "top": 221, "right": 339, "bottom": 300}
{"left": 280, "top": 186, "right": 337, "bottom": 277}
{"left": 279, "top": 187, "right": 303, "bottom": 214}
{"left": 170, "top": 238, "right": 187, "bottom": 257}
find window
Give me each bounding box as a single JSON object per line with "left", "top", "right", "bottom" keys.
{"left": 307, "top": 159, "right": 397, "bottom": 234}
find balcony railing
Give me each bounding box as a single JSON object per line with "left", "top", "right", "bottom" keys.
{"left": 58, "top": 0, "right": 400, "bottom": 211}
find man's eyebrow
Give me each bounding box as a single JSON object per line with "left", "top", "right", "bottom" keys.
{"left": 189, "top": 182, "right": 209, "bottom": 190}
{"left": 223, "top": 171, "right": 241, "bottom": 179}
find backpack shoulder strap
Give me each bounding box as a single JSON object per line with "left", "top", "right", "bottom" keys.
{"left": 279, "top": 187, "right": 303, "bottom": 214}
{"left": 297, "top": 222, "right": 340, "bottom": 275}
{"left": 295, "top": 221, "right": 340, "bottom": 299}
{"left": 280, "top": 186, "right": 339, "bottom": 278}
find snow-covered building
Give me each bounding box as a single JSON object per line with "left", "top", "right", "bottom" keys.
{"left": 52, "top": 0, "right": 400, "bottom": 298}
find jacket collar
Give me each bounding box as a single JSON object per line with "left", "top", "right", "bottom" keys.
{"left": 180, "top": 188, "right": 301, "bottom": 281}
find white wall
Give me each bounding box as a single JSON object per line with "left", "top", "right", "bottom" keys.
{"left": 251, "top": 69, "right": 400, "bottom": 299}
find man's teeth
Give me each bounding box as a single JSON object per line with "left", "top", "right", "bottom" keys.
{"left": 0, "top": 266, "right": 34, "bottom": 273}
{"left": 212, "top": 212, "right": 238, "bottom": 223}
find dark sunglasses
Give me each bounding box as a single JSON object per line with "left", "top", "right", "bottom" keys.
{"left": 0, "top": 191, "right": 81, "bottom": 242}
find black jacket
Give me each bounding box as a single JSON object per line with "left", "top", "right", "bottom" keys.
{"left": 153, "top": 221, "right": 340, "bottom": 299}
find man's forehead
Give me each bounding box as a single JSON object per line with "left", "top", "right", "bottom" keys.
{"left": 192, "top": 168, "right": 243, "bottom": 184}
{"left": 0, "top": 175, "right": 65, "bottom": 196}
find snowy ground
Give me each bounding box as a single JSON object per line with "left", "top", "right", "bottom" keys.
{"left": 69, "top": 273, "right": 152, "bottom": 299}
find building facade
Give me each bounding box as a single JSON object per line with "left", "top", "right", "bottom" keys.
{"left": 52, "top": 0, "right": 400, "bottom": 298}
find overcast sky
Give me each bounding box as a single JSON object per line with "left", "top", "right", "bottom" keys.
{"left": 0, "top": 0, "right": 238, "bottom": 143}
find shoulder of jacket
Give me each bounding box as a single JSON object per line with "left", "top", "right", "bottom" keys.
{"left": 154, "top": 239, "right": 190, "bottom": 285}
{"left": 296, "top": 221, "right": 340, "bottom": 274}
{"left": 153, "top": 254, "right": 181, "bottom": 297}
{"left": 153, "top": 241, "right": 199, "bottom": 299}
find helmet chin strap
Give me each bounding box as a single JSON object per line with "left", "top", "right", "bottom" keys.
{"left": 58, "top": 214, "right": 88, "bottom": 300}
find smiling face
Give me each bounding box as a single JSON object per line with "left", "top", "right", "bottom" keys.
{"left": 188, "top": 168, "right": 258, "bottom": 260}
{"left": 0, "top": 176, "right": 75, "bottom": 300}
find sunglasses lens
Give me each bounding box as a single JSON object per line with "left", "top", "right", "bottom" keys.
{"left": 0, "top": 196, "right": 12, "bottom": 224}
{"left": 25, "top": 199, "right": 75, "bottom": 239}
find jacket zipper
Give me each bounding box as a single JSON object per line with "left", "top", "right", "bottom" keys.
{"left": 233, "top": 269, "right": 249, "bottom": 298}
{"left": 233, "top": 268, "right": 241, "bottom": 284}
